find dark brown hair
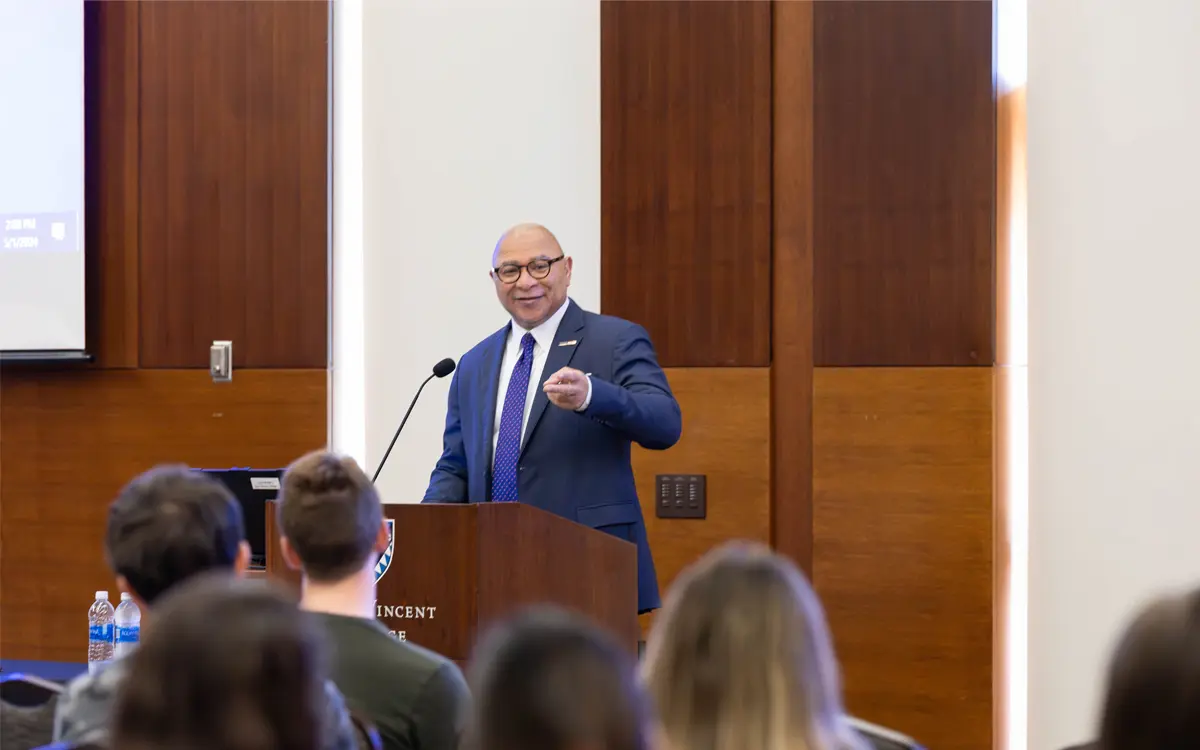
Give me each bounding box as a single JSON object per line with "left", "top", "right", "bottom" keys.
{"left": 277, "top": 450, "right": 383, "bottom": 582}
{"left": 1098, "top": 587, "right": 1200, "bottom": 750}
{"left": 111, "top": 573, "right": 325, "bottom": 750}
{"left": 468, "top": 606, "right": 651, "bottom": 750}
{"left": 106, "top": 464, "right": 244, "bottom": 605}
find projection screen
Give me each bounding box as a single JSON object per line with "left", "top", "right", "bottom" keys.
{"left": 0, "top": 0, "right": 86, "bottom": 355}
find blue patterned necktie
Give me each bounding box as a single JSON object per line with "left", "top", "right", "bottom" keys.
{"left": 492, "top": 332, "right": 535, "bottom": 502}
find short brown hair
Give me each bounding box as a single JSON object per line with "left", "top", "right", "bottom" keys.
{"left": 277, "top": 450, "right": 383, "bottom": 583}
{"left": 107, "top": 465, "right": 245, "bottom": 605}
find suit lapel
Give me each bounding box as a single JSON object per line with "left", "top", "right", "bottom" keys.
{"left": 521, "top": 301, "right": 586, "bottom": 455}
{"left": 477, "top": 325, "right": 509, "bottom": 474}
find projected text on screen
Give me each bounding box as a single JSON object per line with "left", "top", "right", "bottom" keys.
{"left": 1, "top": 213, "right": 79, "bottom": 252}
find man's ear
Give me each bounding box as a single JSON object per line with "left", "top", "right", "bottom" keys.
{"left": 233, "top": 540, "right": 252, "bottom": 577}
{"left": 281, "top": 537, "right": 304, "bottom": 572}
{"left": 375, "top": 519, "right": 390, "bottom": 555}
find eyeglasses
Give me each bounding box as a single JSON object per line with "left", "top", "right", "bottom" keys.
{"left": 492, "top": 255, "right": 565, "bottom": 284}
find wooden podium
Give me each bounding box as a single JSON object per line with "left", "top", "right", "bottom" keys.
{"left": 264, "top": 502, "right": 639, "bottom": 662}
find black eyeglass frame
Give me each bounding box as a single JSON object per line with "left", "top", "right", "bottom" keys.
{"left": 491, "top": 255, "right": 566, "bottom": 284}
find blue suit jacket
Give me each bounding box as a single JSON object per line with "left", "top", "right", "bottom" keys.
{"left": 422, "top": 300, "right": 681, "bottom": 613}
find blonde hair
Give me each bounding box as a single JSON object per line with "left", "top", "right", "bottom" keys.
{"left": 641, "top": 542, "right": 863, "bottom": 750}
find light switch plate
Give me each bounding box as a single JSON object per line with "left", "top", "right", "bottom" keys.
{"left": 210, "top": 340, "right": 233, "bottom": 382}
{"left": 655, "top": 474, "right": 706, "bottom": 519}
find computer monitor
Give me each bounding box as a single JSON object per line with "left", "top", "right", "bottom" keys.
{"left": 196, "top": 467, "right": 283, "bottom": 569}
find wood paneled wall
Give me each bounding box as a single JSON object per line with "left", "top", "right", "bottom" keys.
{"left": 601, "top": 1, "right": 772, "bottom": 368}
{"left": 813, "top": 368, "right": 993, "bottom": 750}
{"left": 603, "top": 2, "right": 995, "bottom": 749}
{"left": 0, "top": 0, "right": 330, "bottom": 662}
{"left": 83, "top": 0, "right": 140, "bottom": 370}
{"left": 138, "top": 1, "right": 328, "bottom": 369}
{"left": 812, "top": 1, "right": 995, "bottom": 368}
{"left": 633, "top": 368, "right": 773, "bottom": 636}
{"left": 805, "top": 4, "right": 995, "bottom": 749}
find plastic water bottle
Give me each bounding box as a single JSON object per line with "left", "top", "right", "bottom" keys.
{"left": 113, "top": 592, "right": 141, "bottom": 658}
{"left": 87, "top": 591, "right": 115, "bottom": 674}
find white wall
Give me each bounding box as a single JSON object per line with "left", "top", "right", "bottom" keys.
{"left": 331, "top": 0, "right": 366, "bottom": 466}
{"left": 332, "top": 0, "right": 601, "bottom": 504}
{"left": 1027, "top": 0, "right": 1200, "bottom": 747}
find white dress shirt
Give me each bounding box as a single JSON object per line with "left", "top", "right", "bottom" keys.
{"left": 492, "top": 298, "right": 590, "bottom": 462}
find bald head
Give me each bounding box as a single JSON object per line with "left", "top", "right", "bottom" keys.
{"left": 489, "top": 222, "right": 572, "bottom": 330}
{"left": 493, "top": 223, "right": 562, "bottom": 267}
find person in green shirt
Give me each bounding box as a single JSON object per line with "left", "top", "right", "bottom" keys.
{"left": 277, "top": 450, "right": 470, "bottom": 750}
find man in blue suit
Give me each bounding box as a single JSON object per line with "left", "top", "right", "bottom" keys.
{"left": 423, "top": 223, "right": 681, "bottom": 613}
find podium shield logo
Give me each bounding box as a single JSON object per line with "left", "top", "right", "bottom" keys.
{"left": 374, "top": 519, "right": 395, "bottom": 583}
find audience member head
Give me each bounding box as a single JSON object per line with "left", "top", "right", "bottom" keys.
{"left": 277, "top": 450, "right": 388, "bottom": 584}
{"left": 467, "top": 606, "right": 651, "bottom": 750}
{"left": 111, "top": 574, "right": 325, "bottom": 750}
{"left": 1097, "top": 587, "right": 1200, "bottom": 750}
{"left": 105, "top": 464, "right": 249, "bottom": 610}
{"left": 642, "top": 541, "right": 863, "bottom": 750}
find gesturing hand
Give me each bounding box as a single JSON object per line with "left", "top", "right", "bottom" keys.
{"left": 543, "top": 367, "right": 589, "bottom": 411}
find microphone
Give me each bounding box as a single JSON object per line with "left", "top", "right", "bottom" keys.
{"left": 371, "top": 358, "right": 457, "bottom": 483}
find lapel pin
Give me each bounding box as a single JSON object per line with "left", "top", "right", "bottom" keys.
{"left": 558, "top": 340, "right": 577, "bottom": 347}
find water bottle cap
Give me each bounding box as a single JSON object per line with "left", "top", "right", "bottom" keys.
{"left": 120, "top": 592, "right": 132, "bottom": 601}
{"left": 95, "top": 591, "right": 108, "bottom": 600}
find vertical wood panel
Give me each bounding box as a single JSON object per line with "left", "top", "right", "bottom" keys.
{"left": 813, "top": 368, "right": 993, "bottom": 750}
{"left": 604, "top": 3, "right": 996, "bottom": 747}
{"left": 812, "top": 0, "right": 994, "bottom": 367}
{"left": 84, "top": 1, "right": 140, "bottom": 368}
{"left": 601, "top": 0, "right": 772, "bottom": 367}
{"left": 771, "top": 0, "right": 815, "bottom": 575}
{"left": 138, "top": 0, "right": 328, "bottom": 369}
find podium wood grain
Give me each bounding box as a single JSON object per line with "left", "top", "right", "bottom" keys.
{"left": 266, "top": 502, "right": 638, "bottom": 661}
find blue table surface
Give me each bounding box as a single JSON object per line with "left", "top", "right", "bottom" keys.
{"left": 0, "top": 659, "right": 87, "bottom": 682}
